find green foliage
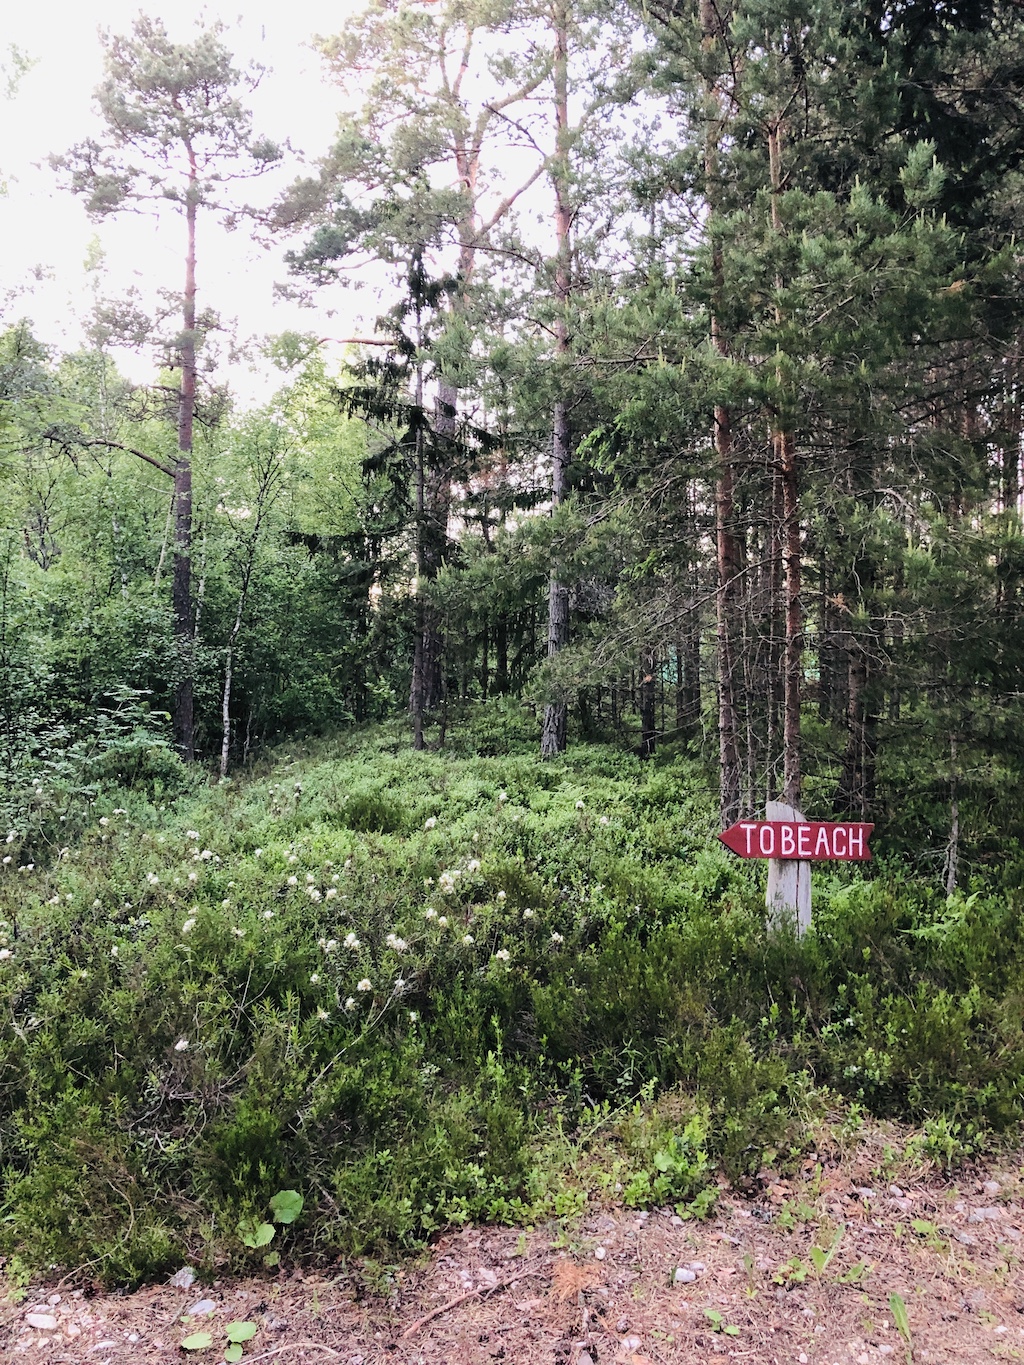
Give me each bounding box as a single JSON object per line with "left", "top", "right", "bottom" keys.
{"left": 1, "top": 720, "right": 1023, "bottom": 1286}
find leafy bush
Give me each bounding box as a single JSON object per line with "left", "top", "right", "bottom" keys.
{"left": 1, "top": 719, "right": 1023, "bottom": 1285}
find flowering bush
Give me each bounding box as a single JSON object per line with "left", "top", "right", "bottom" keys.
{"left": 0, "top": 724, "right": 1021, "bottom": 1286}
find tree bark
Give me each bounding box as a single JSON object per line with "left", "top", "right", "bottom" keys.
{"left": 541, "top": 0, "right": 572, "bottom": 760}
{"left": 172, "top": 170, "right": 197, "bottom": 761}
{"left": 640, "top": 646, "right": 657, "bottom": 758}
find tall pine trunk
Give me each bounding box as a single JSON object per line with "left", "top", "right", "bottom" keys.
{"left": 172, "top": 173, "right": 197, "bottom": 761}
{"left": 702, "top": 0, "right": 741, "bottom": 823}
{"left": 541, "top": 0, "right": 572, "bottom": 760}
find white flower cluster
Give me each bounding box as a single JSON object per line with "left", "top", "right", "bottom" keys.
{"left": 385, "top": 933, "right": 407, "bottom": 952}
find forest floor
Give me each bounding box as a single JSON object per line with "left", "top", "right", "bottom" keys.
{"left": 3, "top": 1138, "right": 1022, "bottom": 1365}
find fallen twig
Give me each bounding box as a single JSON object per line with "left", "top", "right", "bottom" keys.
{"left": 237, "top": 1344, "right": 343, "bottom": 1362}
{"left": 400, "top": 1267, "right": 542, "bottom": 1340}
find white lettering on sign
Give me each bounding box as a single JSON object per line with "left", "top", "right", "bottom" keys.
{"left": 797, "top": 824, "right": 811, "bottom": 857}
{"left": 849, "top": 826, "right": 863, "bottom": 857}
{"left": 781, "top": 825, "right": 795, "bottom": 855}
{"left": 741, "top": 822, "right": 757, "bottom": 855}
{"left": 832, "top": 826, "right": 846, "bottom": 856}
{"left": 759, "top": 824, "right": 775, "bottom": 856}
{"left": 815, "top": 825, "right": 831, "bottom": 857}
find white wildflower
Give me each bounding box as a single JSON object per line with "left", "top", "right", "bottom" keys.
{"left": 394, "top": 977, "right": 406, "bottom": 991}
{"left": 181, "top": 918, "right": 197, "bottom": 934}
{"left": 221, "top": 899, "right": 231, "bottom": 908}
{"left": 498, "top": 791, "right": 507, "bottom": 803}
{"left": 186, "top": 831, "right": 200, "bottom": 841}
{"left": 385, "top": 933, "right": 407, "bottom": 952}
{"left": 356, "top": 978, "right": 372, "bottom": 992}
{"left": 253, "top": 847, "right": 263, "bottom": 857}
{"left": 344, "top": 996, "right": 356, "bottom": 1011}
{"left": 462, "top": 934, "right": 474, "bottom": 945}
{"left": 287, "top": 875, "right": 298, "bottom": 886}
{"left": 467, "top": 858, "right": 481, "bottom": 873}
{"left": 424, "top": 907, "right": 437, "bottom": 920}
{"left": 343, "top": 933, "right": 360, "bottom": 950}
{"left": 306, "top": 872, "right": 315, "bottom": 883}
{"left": 550, "top": 932, "right": 564, "bottom": 944}
{"left": 188, "top": 872, "right": 198, "bottom": 882}
{"left": 409, "top": 1010, "right": 419, "bottom": 1023}
{"left": 438, "top": 916, "right": 448, "bottom": 928}
{"left": 496, "top": 890, "right": 506, "bottom": 902}
{"left": 523, "top": 908, "right": 535, "bottom": 919}
{"left": 495, "top": 948, "right": 511, "bottom": 962}
{"left": 310, "top": 972, "right": 320, "bottom": 985}
{"left": 47, "top": 895, "right": 59, "bottom": 905}
{"left": 4, "top": 832, "right": 14, "bottom": 843}
{"left": 317, "top": 1007, "right": 330, "bottom": 1021}
{"left": 99, "top": 817, "right": 109, "bottom": 827}
{"left": 424, "top": 816, "right": 437, "bottom": 830}
{"left": 0, "top": 948, "right": 12, "bottom": 960}
{"left": 263, "top": 910, "right": 275, "bottom": 921}
{"left": 325, "top": 887, "right": 338, "bottom": 900}
{"left": 200, "top": 849, "right": 213, "bottom": 861}
{"left": 575, "top": 799, "right": 585, "bottom": 810}
{"left": 323, "top": 938, "right": 338, "bottom": 953}
{"left": 110, "top": 945, "right": 119, "bottom": 958}
{"left": 331, "top": 873, "right": 340, "bottom": 884}
{"left": 307, "top": 887, "right": 322, "bottom": 902}
{"left": 599, "top": 815, "right": 609, "bottom": 826}
{"left": 232, "top": 928, "right": 245, "bottom": 939}
{"left": 92, "top": 898, "right": 101, "bottom": 908}
{"left": 343, "top": 859, "right": 352, "bottom": 870}
{"left": 1, "top": 856, "right": 10, "bottom": 865}
{"left": 174, "top": 1038, "right": 189, "bottom": 1052}
{"left": 287, "top": 853, "right": 298, "bottom": 864}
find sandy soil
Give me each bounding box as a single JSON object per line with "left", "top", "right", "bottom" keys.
{"left": 2, "top": 1155, "right": 1022, "bottom": 1364}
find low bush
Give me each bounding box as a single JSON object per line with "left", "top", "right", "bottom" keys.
{"left": 1, "top": 717, "right": 1022, "bottom": 1285}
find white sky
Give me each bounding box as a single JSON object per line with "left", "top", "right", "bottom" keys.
{"left": 0, "top": 0, "right": 369, "bottom": 401}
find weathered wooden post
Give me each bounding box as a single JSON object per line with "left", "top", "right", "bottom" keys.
{"left": 765, "top": 800, "right": 811, "bottom": 933}
{"left": 718, "top": 811, "right": 874, "bottom": 936}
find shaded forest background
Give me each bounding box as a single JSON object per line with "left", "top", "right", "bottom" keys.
{"left": 4, "top": 0, "right": 1024, "bottom": 889}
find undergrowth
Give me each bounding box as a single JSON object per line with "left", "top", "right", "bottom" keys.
{"left": 1, "top": 711, "right": 1022, "bottom": 1286}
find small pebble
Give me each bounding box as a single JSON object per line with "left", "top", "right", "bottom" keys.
{"left": 65, "top": 1325, "right": 81, "bottom": 1340}
{"left": 983, "top": 1180, "right": 1001, "bottom": 1198}
{"left": 878, "top": 1347, "right": 895, "bottom": 1357}
{"left": 674, "top": 1268, "right": 696, "bottom": 1284}
{"left": 594, "top": 1246, "right": 606, "bottom": 1260}
{"left": 670, "top": 1214, "right": 684, "bottom": 1226}
{"left": 956, "top": 1231, "right": 978, "bottom": 1246}
{"left": 25, "top": 1316, "right": 57, "bottom": 1332}
{"left": 620, "top": 1336, "right": 642, "bottom": 1352}
{"left": 888, "top": 1185, "right": 904, "bottom": 1198}
{"left": 968, "top": 1207, "right": 1005, "bottom": 1223}
{"left": 687, "top": 1260, "right": 706, "bottom": 1273}
{"left": 616, "top": 1317, "right": 629, "bottom": 1333}
{"left": 186, "top": 1298, "right": 217, "bottom": 1317}
{"left": 46, "top": 1295, "right": 60, "bottom": 1307}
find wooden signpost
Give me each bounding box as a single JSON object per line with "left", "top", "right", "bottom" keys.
{"left": 719, "top": 803, "right": 874, "bottom": 934}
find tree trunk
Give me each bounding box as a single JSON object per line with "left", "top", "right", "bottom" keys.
{"left": 702, "top": 0, "right": 742, "bottom": 823}
{"left": 640, "top": 646, "right": 657, "bottom": 758}
{"left": 541, "top": 0, "right": 572, "bottom": 760}
{"left": 172, "top": 176, "right": 197, "bottom": 760}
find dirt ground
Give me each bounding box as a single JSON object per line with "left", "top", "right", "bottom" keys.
{"left": 3, "top": 1152, "right": 1022, "bottom": 1365}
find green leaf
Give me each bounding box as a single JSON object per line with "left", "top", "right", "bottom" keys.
{"left": 225, "top": 1323, "right": 258, "bottom": 1344}
{"left": 723, "top": 1324, "right": 740, "bottom": 1336}
{"left": 890, "top": 1291, "right": 912, "bottom": 1344}
{"left": 269, "top": 1189, "right": 303, "bottom": 1224}
{"left": 911, "top": 1219, "right": 937, "bottom": 1237}
{"left": 238, "top": 1217, "right": 276, "bottom": 1248}
{"left": 224, "top": 1346, "right": 243, "bottom": 1364}
{"left": 181, "top": 1332, "right": 214, "bottom": 1350}
{"left": 263, "top": 1250, "right": 280, "bottom": 1268}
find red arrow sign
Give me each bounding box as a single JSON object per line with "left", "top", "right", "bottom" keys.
{"left": 719, "top": 821, "right": 874, "bottom": 861}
